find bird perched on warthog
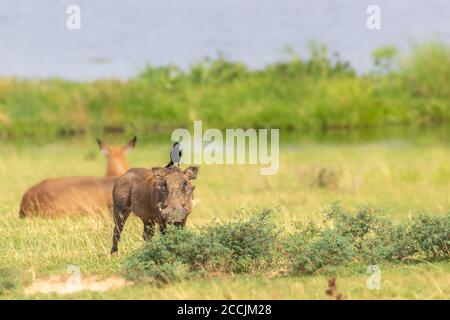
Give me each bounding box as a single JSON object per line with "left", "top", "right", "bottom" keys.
{"left": 110, "top": 165, "right": 199, "bottom": 254}
{"left": 19, "top": 136, "right": 137, "bottom": 218}
{"left": 165, "top": 142, "right": 182, "bottom": 168}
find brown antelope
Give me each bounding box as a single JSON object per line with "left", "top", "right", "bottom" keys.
{"left": 19, "top": 137, "right": 137, "bottom": 218}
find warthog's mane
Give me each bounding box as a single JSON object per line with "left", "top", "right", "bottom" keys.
{"left": 144, "top": 166, "right": 185, "bottom": 185}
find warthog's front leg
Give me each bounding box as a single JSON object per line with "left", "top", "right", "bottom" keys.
{"left": 142, "top": 220, "right": 155, "bottom": 241}
{"left": 159, "top": 221, "right": 167, "bottom": 235}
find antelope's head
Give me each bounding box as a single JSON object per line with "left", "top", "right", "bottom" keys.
{"left": 97, "top": 136, "right": 137, "bottom": 176}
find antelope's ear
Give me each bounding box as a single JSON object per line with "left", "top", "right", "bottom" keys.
{"left": 97, "top": 139, "right": 109, "bottom": 155}
{"left": 125, "top": 136, "right": 137, "bottom": 152}
{"left": 184, "top": 166, "right": 199, "bottom": 180}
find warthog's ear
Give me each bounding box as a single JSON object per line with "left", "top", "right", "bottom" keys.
{"left": 152, "top": 167, "right": 165, "bottom": 175}
{"left": 97, "top": 138, "right": 109, "bottom": 155}
{"left": 125, "top": 136, "right": 137, "bottom": 152}
{"left": 184, "top": 166, "right": 199, "bottom": 180}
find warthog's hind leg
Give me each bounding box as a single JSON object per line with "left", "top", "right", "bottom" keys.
{"left": 111, "top": 207, "right": 130, "bottom": 254}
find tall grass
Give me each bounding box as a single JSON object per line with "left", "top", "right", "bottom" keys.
{"left": 0, "top": 42, "right": 449, "bottom": 140}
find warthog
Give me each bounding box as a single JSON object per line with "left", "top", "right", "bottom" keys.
{"left": 110, "top": 166, "right": 199, "bottom": 254}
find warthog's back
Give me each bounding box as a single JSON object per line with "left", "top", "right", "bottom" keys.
{"left": 112, "top": 168, "right": 158, "bottom": 220}
{"left": 20, "top": 176, "right": 118, "bottom": 217}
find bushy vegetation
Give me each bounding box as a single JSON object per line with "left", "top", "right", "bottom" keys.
{"left": 0, "top": 42, "right": 449, "bottom": 140}
{"left": 285, "top": 204, "right": 449, "bottom": 274}
{"left": 124, "top": 210, "right": 279, "bottom": 284}
{"left": 124, "top": 205, "right": 449, "bottom": 284}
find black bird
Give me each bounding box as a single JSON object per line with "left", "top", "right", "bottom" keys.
{"left": 165, "top": 142, "right": 182, "bottom": 167}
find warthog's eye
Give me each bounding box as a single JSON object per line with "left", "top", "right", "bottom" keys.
{"left": 183, "top": 180, "right": 191, "bottom": 192}
{"left": 158, "top": 182, "right": 168, "bottom": 193}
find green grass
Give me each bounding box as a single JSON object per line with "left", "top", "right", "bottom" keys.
{"left": 0, "top": 139, "right": 449, "bottom": 299}
{"left": 0, "top": 42, "right": 449, "bottom": 140}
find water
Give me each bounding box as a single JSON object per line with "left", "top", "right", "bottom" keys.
{"left": 0, "top": 0, "right": 449, "bottom": 80}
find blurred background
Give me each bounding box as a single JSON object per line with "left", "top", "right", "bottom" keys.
{"left": 0, "top": 0, "right": 449, "bottom": 79}
{"left": 0, "top": 0, "right": 449, "bottom": 141}
{"left": 0, "top": 0, "right": 448, "bottom": 222}
{"left": 0, "top": 0, "right": 449, "bottom": 299}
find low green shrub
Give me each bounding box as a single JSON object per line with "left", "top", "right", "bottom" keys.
{"left": 124, "top": 205, "right": 449, "bottom": 283}
{"left": 124, "top": 210, "right": 279, "bottom": 283}
{"left": 285, "top": 204, "right": 450, "bottom": 274}
{"left": 383, "top": 214, "right": 450, "bottom": 261}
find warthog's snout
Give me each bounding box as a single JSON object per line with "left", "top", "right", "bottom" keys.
{"left": 161, "top": 207, "right": 187, "bottom": 225}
